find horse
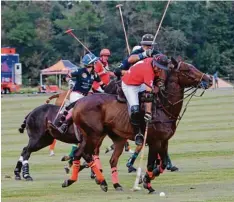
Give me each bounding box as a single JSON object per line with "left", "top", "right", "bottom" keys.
{"left": 13, "top": 81, "right": 119, "bottom": 182}
{"left": 14, "top": 103, "right": 111, "bottom": 190}
{"left": 46, "top": 81, "right": 178, "bottom": 175}
{"left": 50, "top": 58, "right": 212, "bottom": 193}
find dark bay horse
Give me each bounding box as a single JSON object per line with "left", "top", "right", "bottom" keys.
{"left": 14, "top": 80, "right": 119, "bottom": 181}
{"left": 54, "top": 58, "right": 212, "bottom": 193}
{"left": 14, "top": 103, "right": 110, "bottom": 191}
{"left": 14, "top": 104, "right": 79, "bottom": 180}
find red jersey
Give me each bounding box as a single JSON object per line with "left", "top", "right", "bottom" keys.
{"left": 92, "top": 60, "right": 111, "bottom": 91}
{"left": 122, "top": 58, "right": 156, "bottom": 88}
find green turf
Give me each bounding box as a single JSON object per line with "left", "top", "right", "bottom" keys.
{"left": 1, "top": 89, "right": 234, "bottom": 202}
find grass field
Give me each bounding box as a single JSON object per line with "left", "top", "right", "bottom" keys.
{"left": 1, "top": 88, "right": 234, "bottom": 202}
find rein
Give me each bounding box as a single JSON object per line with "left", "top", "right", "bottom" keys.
{"left": 156, "top": 63, "right": 206, "bottom": 127}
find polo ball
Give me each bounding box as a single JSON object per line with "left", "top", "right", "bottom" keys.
{"left": 159, "top": 192, "right": 165, "bottom": 197}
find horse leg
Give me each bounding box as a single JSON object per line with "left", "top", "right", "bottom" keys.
{"left": 166, "top": 152, "right": 179, "bottom": 172}
{"left": 158, "top": 140, "right": 169, "bottom": 174}
{"left": 126, "top": 145, "right": 142, "bottom": 173}
{"left": 91, "top": 135, "right": 106, "bottom": 179}
{"left": 14, "top": 147, "right": 27, "bottom": 180}
{"left": 62, "top": 138, "right": 85, "bottom": 188}
{"left": 83, "top": 151, "right": 108, "bottom": 192}
{"left": 109, "top": 136, "right": 126, "bottom": 191}
{"left": 143, "top": 143, "right": 160, "bottom": 194}
{"left": 87, "top": 135, "right": 108, "bottom": 192}
{"left": 15, "top": 133, "right": 54, "bottom": 181}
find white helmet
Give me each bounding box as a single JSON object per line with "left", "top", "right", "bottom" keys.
{"left": 131, "top": 45, "right": 141, "bottom": 53}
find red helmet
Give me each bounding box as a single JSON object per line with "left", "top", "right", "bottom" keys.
{"left": 100, "top": 49, "right": 111, "bottom": 56}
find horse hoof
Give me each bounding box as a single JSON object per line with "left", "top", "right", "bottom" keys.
{"left": 113, "top": 183, "right": 123, "bottom": 191}
{"left": 115, "top": 187, "right": 123, "bottom": 191}
{"left": 148, "top": 189, "right": 157, "bottom": 194}
{"left": 15, "top": 175, "right": 21, "bottom": 180}
{"left": 79, "top": 165, "right": 87, "bottom": 172}
{"left": 169, "top": 166, "right": 179, "bottom": 172}
{"left": 128, "top": 166, "right": 137, "bottom": 173}
{"left": 62, "top": 179, "right": 75, "bottom": 188}
{"left": 100, "top": 180, "right": 108, "bottom": 192}
{"left": 91, "top": 173, "right": 96, "bottom": 180}
{"left": 61, "top": 156, "right": 70, "bottom": 161}
{"left": 25, "top": 176, "right": 33, "bottom": 181}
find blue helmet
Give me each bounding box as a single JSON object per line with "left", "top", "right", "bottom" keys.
{"left": 82, "top": 53, "right": 98, "bottom": 67}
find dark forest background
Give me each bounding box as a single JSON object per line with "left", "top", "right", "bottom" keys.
{"left": 2, "top": 1, "right": 234, "bottom": 84}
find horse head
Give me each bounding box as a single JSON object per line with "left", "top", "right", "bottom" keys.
{"left": 170, "top": 57, "right": 213, "bottom": 89}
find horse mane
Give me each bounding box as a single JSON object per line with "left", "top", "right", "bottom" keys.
{"left": 152, "top": 70, "right": 180, "bottom": 122}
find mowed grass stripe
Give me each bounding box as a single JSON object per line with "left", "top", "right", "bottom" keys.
{"left": 1, "top": 89, "right": 234, "bottom": 202}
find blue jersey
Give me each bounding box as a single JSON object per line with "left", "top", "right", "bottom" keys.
{"left": 71, "top": 68, "right": 101, "bottom": 94}
{"left": 120, "top": 47, "right": 160, "bottom": 70}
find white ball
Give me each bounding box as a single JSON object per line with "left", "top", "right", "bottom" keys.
{"left": 159, "top": 192, "right": 165, "bottom": 197}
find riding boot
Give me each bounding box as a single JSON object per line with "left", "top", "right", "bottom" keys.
{"left": 130, "top": 105, "right": 144, "bottom": 146}
{"left": 53, "top": 109, "right": 73, "bottom": 134}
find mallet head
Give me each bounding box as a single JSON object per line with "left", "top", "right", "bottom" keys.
{"left": 116, "top": 4, "right": 123, "bottom": 8}
{"left": 64, "top": 29, "right": 74, "bottom": 34}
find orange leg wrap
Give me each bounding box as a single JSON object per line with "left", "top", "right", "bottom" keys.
{"left": 49, "top": 139, "right": 56, "bottom": 150}
{"left": 88, "top": 161, "right": 105, "bottom": 182}
{"left": 70, "top": 160, "right": 80, "bottom": 181}
{"left": 93, "top": 155, "right": 102, "bottom": 170}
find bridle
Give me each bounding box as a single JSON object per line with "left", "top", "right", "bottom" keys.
{"left": 156, "top": 61, "right": 207, "bottom": 127}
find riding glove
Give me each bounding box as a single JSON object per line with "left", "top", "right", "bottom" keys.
{"left": 144, "top": 112, "right": 152, "bottom": 123}
{"left": 158, "top": 81, "right": 165, "bottom": 91}
{"left": 139, "top": 49, "right": 153, "bottom": 59}
{"left": 68, "top": 80, "right": 74, "bottom": 89}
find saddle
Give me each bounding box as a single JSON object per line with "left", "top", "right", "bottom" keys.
{"left": 115, "top": 80, "right": 152, "bottom": 104}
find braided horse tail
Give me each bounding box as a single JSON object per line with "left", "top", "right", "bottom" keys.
{"left": 45, "top": 94, "right": 60, "bottom": 104}
{"left": 18, "top": 113, "right": 31, "bottom": 134}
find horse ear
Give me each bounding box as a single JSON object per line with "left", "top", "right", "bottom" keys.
{"left": 171, "top": 57, "right": 178, "bottom": 67}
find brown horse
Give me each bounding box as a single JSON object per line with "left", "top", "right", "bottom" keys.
{"left": 52, "top": 58, "right": 212, "bottom": 193}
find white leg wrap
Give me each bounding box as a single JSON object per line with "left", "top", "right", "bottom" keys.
{"left": 19, "top": 156, "right": 23, "bottom": 162}
{"left": 22, "top": 160, "right": 28, "bottom": 165}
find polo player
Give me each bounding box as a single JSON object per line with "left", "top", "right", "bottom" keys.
{"left": 51, "top": 53, "right": 105, "bottom": 134}
{"left": 122, "top": 54, "right": 169, "bottom": 146}
{"left": 92, "top": 49, "right": 115, "bottom": 92}
{"left": 114, "top": 33, "right": 160, "bottom": 78}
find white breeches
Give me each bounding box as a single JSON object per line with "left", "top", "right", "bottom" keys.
{"left": 122, "top": 81, "right": 146, "bottom": 112}
{"left": 60, "top": 92, "right": 84, "bottom": 114}
{"left": 70, "top": 92, "right": 84, "bottom": 103}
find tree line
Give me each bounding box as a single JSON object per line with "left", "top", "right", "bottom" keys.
{"left": 2, "top": 1, "right": 234, "bottom": 84}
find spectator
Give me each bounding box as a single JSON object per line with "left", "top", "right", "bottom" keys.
{"left": 213, "top": 71, "right": 219, "bottom": 89}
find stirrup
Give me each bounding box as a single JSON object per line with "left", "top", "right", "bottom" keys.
{"left": 135, "top": 133, "right": 144, "bottom": 146}
{"left": 57, "top": 123, "right": 68, "bottom": 134}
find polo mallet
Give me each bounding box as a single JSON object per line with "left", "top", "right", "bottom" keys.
{"left": 132, "top": 122, "right": 149, "bottom": 191}
{"left": 64, "top": 29, "right": 92, "bottom": 54}
{"left": 152, "top": 0, "right": 172, "bottom": 47}
{"left": 53, "top": 87, "right": 73, "bottom": 124}
{"left": 116, "top": 4, "right": 131, "bottom": 55}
